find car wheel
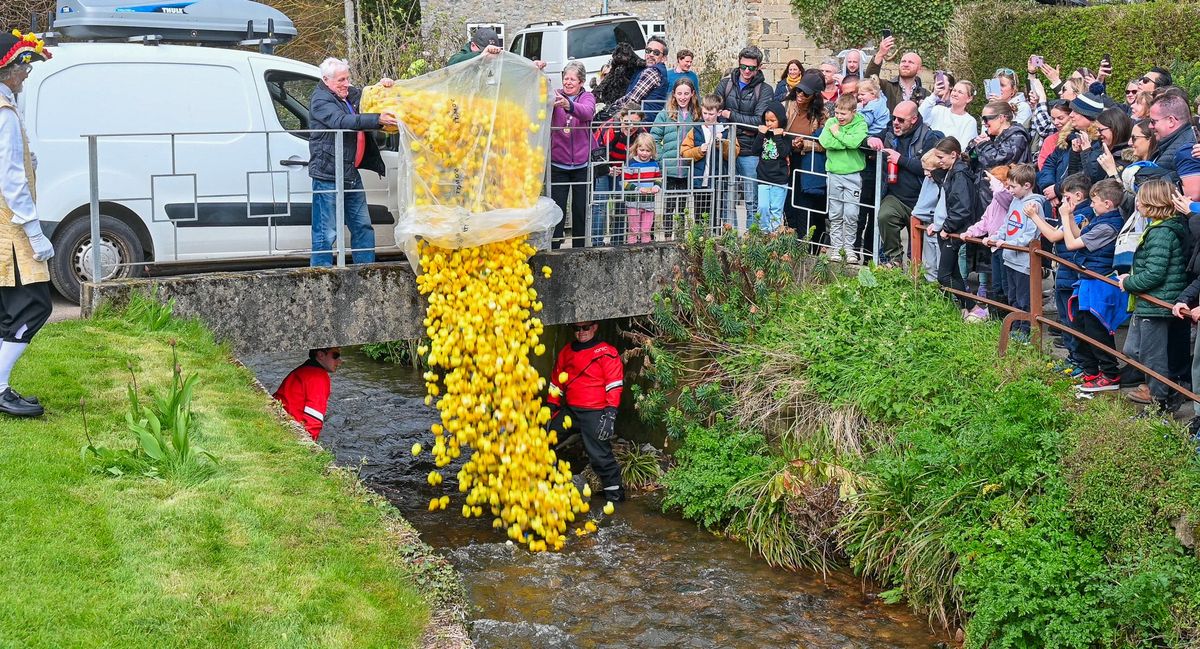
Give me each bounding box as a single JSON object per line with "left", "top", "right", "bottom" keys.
{"left": 50, "top": 216, "right": 145, "bottom": 304}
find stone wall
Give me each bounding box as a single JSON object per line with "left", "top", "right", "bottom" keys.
{"left": 422, "top": 0, "right": 667, "bottom": 55}
{"left": 82, "top": 245, "right": 685, "bottom": 354}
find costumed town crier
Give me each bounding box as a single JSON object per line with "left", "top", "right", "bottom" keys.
{"left": 0, "top": 30, "right": 54, "bottom": 418}
{"left": 274, "top": 347, "right": 343, "bottom": 440}
{"left": 547, "top": 321, "right": 626, "bottom": 504}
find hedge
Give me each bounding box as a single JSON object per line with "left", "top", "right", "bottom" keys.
{"left": 948, "top": 0, "right": 1200, "bottom": 99}
{"left": 790, "top": 0, "right": 963, "bottom": 67}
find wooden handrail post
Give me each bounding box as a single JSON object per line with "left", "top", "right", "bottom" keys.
{"left": 1028, "top": 239, "right": 1043, "bottom": 349}
{"left": 909, "top": 216, "right": 923, "bottom": 279}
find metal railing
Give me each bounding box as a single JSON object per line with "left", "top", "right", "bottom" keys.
{"left": 541, "top": 119, "right": 885, "bottom": 260}
{"left": 79, "top": 119, "right": 889, "bottom": 286}
{"left": 909, "top": 217, "right": 1200, "bottom": 404}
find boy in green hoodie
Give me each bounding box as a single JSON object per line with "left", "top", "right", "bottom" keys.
{"left": 819, "top": 93, "right": 869, "bottom": 262}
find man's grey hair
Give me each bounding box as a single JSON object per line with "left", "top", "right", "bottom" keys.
{"left": 319, "top": 57, "right": 350, "bottom": 79}
{"left": 648, "top": 35, "right": 668, "bottom": 56}
{"left": 0, "top": 63, "right": 30, "bottom": 85}
{"left": 562, "top": 61, "right": 587, "bottom": 83}
{"left": 737, "top": 45, "right": 763, "bottom": 65}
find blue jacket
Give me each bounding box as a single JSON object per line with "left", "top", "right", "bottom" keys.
{"left": 628, "top": 63, "right": 670, "bottom": 123}
{"left": 1037, "top": 144, "right": 1070, "bottom": 194}
{"left": 307, "top": 82, "right": 385, "bottom": 183}
{"left": 1073, "top": 210, "right": 1130, "bottom": 334}
{"left": 798, "top": 127, "right": 827, "bottom": 195}
{"left": 1077, "top": 209, "right": 1124, "bottom": 276}
{"left": 1051, "top": 201, "right": 1092, "bottom": 289}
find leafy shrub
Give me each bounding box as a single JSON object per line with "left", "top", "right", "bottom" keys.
{"left": 949, "top": 1, "right": 1200, "bottom": 102}
{"left": 790, "top": 0, "right": 962, "bottom": 67}
{"left": 660, "top": 419, "right": 771, "bottom": 530}
{"left": 361, "top": 338, "right": 428, "bottom": 368}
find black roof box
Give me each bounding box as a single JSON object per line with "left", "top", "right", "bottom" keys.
{"left": 53, "top": 0, "right": 296, "bottom": 44}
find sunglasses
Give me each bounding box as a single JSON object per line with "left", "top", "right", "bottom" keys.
{"left": 1139, "top": 76, "right": 1158, "bottom": 85}
{"left": 739, "top": 64, "right": 758, "bottom": 71}
{"left": 994, "top": 68, "right": 1016, "bottom": 78}
{"left": 572, "top": 324, "right": 596, "bottom": 331}
{"left": 646, "top": 48, "right": 665, "bottom": 56}
{"left": 981, "top": 114, "right": 1002, "bottom": 122}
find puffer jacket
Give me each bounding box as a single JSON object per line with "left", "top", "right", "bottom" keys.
{"left": 651, "top": 107, "right": 695, "bottom": 178}
{"left": 714, "top": 69, "right": 772, "bottom": 150}
{"left": 1124, "top": 216, "right": 1190, "bottom": 317}
{"left": 939, "top": 160, "right": 981, "bottom": 234}
{"left": 308, "top": 82, "right": 384, "bottom": 183}
{"left": 969, "top": 123, "right": 1030, "bottom": 204}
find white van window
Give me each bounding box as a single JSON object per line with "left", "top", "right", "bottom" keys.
{"left": 522, "top": 32, "right": 542, "bottom": 60}
{"left": 34, "top": 62, "right": 253, "bottom": 138}
{"left": 567, "top": 22, "right": 645, "bottom": 60}
{"left": 263, "top": 70, "right": 318, "bottom": 136}
{"left": 509, "top": 34, "right": 524, "bottom": 55}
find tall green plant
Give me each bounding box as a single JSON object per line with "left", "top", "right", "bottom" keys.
{"left": 83, "top": 341, "right": 218, "bottom": 483}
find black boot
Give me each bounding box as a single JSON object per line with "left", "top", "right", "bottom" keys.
{"left": 0, "top": 387, "right": 44, "bottom": 417}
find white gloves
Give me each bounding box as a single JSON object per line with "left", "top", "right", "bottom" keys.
{"left": 22, "top": 220, "right": 54, "bottom": 262}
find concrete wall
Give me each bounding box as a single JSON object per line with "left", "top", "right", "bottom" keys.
{"left": 83, "top": 245, "right": 684, "bottom": 354}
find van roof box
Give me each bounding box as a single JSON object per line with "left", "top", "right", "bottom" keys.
{"left": 52, "top": 0, "right": 296, "bottom": 45}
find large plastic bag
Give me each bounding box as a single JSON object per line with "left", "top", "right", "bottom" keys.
{"left": 361, "top": 53, "right": 562, "bottom": 270}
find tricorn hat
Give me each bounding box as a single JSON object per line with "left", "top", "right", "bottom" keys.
{"left": 0, "top": 29, "right": 52, "bottom": 69}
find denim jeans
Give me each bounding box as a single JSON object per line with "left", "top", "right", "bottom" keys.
{"left": 754, "top": 185, "right": 786, "bottom": 230}
{"left": 735, "top": 155, "right": 759, "bottom": 229}
{"left": 311, "top": 177, "right": 375, "bottom": 267}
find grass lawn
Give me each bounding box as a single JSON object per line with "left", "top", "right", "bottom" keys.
{"left": 0, "top": 311, "right": 454, "bottom": 648}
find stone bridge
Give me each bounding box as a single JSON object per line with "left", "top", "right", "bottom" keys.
{"left": 81, "top": 244, "right": 685, "bottom": 354}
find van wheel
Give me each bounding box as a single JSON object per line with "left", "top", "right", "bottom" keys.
{"left": 50, "top": 216, "right": 145, "bottom": 304}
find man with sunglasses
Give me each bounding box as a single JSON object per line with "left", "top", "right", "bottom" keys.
{"left": 547, "top": 321, "right": 625, "bottom": 504}
{"left": 1148, "top": 94, "right": 1200, "bottom": 201}
{"left": 715, "top": 46, "right": 772, "bottom": 224}
{"left": 865, "top": 35, "right": 929, "bottom": 112}
{"left": 274, "top": 347, "right": 344, "bottom": 440}
{"left": 611, "top": 36, "right": 670, "bottom": 123}
{"left": 1137, "top": 67, "right": 1172, "bottom": 95}
{"left": 874, "top": 101, "right": 942, "bottom": 266}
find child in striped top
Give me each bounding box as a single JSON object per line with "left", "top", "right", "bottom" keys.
{"left": 622, "top": 132, "right": 662, "bottom": 244}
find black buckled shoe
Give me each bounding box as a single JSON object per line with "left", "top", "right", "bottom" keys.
{"left": 8, "top": 389, "right": 38, "bottom": 405}
{"left": 0, "top": 387, "right": 44, "bottom": 417}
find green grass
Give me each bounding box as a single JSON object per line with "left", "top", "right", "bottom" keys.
{"left": 0, "top": 313, "right": 445, "bottom": 648}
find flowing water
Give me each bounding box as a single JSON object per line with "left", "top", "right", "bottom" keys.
{"left": 244, "top": 349, "right": 944, "bottom": 649}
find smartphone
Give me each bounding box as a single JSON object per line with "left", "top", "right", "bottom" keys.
{"left": 881, "top": 28, "right": 892, "bottom": 39}
{"left": 985, "top": 78, "right": 1002, "bottom": 97}
{"left": 934, "top": 70, "right": 946, "bottom": 86}
{"left": 1102, "top": 53, "right": 1112, "bottom": 66}
{"left": 1031, "top": 55, "right": 1043, "bottom": 68}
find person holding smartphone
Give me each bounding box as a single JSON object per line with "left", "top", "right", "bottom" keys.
{"left": 865, "top": 33, "right": 929, "bottom": 111}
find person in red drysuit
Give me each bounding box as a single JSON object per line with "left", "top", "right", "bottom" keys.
{"left": 274, "top": 347, "right": 343, "bottom": 439}
{"left": 547, "top": 321, "right": 625, "bottom": 503}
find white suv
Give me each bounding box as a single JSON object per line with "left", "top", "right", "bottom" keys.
{"left": 507, "top": 13, "right": 646, "bottom": 90}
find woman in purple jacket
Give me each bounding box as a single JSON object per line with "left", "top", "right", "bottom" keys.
{"left": 550, "top": 61, "right": 597, "bottom": 248}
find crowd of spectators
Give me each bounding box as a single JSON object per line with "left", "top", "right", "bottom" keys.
{"left": 541, "top": 35, "right": 1200, "bottom": 431}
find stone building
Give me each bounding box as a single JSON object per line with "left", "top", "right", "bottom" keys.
{"left": 421, "top": 0, "right": 839, "bottom": 82}
{"left": 424, "top": 0, "right": 667, "bottom": 52}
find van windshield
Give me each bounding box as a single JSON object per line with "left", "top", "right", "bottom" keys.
{"left": 566, "top": 21, "right": 645, "bottom": 59}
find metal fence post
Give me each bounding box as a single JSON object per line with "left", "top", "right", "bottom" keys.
{"left": 726, "top": 126, "right": 738, "bottom": 234}
{"left": 872, "top": 152, "right": 883, "bottom": 266}
{"left": 87, "top": 135, "right": 103, "bottom": 286}
{"left": 334, "top": 132, "right": 346, "bottom": 268}
{"left": 1029, "top": 239, "right": 1043, "bottom": 348}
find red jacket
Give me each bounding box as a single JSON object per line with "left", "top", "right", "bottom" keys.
{"left": 547, "top": 340, "right": 623, "bottom": 411}
{"left": 273, "top": 360, "right": 331, "bottom": 439}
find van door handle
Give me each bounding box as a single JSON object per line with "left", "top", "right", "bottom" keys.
{"left": 279, "top": 159, "right": 309, "bottom": 167}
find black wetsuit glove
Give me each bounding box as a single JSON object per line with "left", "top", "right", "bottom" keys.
{"left": 597, "top": 406, "right": 617, "bottom": 441}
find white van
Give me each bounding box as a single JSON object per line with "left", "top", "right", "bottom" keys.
{"left": 21, "top": 41, "right": 399, "bottom": 302}
{"left": 507, "top": 13, "right": 646, "bottom": 90}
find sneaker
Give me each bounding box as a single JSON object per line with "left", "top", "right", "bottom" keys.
{"left": 0, "top": 387, "right": 43, "bottom": 417}
{"left": 827, "top": 250, "right": 844, "bottom": 263}
{"left": 844, "top": 251, "right": 860, "bottom": 264}
{"left": 1078, "top": 373, "right": 1101, "bottom": 384}
{"left": 965, "top": 306, "right": 989, "bottom": 323}
{"left": 1125, "top": 384, "right": 1153, "bottom": 404}
{"left": 1079, "top": 375, "right": 1121, "bottom": 393}
{"left": 1070, "top": 366, "right": 1086, "bottom": 379}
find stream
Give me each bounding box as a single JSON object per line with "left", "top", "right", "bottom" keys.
{"left": 244, "top": 349, "right": 944, "bottom": 649}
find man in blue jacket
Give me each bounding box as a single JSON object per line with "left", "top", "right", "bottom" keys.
{"left": 308, "top": 57, "right": 397, "bottom": 267}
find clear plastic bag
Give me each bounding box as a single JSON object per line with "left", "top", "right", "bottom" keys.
{"left": 361, "top": 53, "right": 562, "bottom": 270}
